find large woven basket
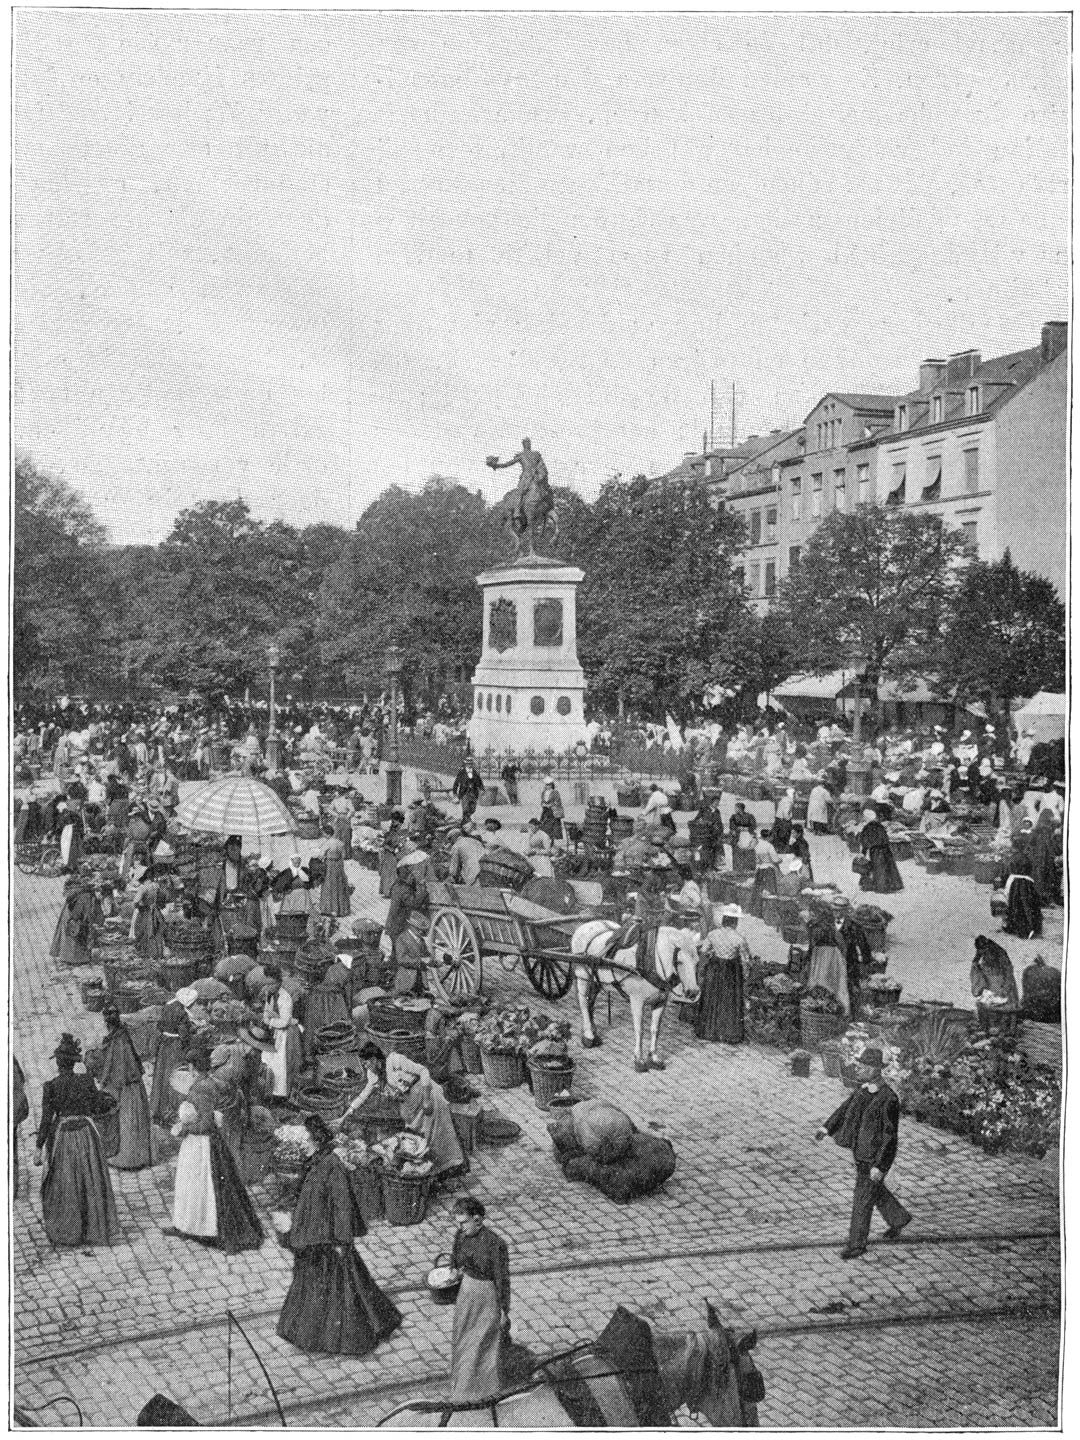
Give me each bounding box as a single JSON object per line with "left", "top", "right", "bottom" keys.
{"left": 820, "top": 1041, "right": 843, "bottom": 1079}
{"left": 275, "top": 914, "right": 310, "bottom": 943}
{"left": 381, "top": 1169, "right": 430, "bottom": 1226}
{"left": 478, "top": 853, "right": 533, "bottom": 892}
{"left": 160, "top": 955, "right": 204, "bottom": 990}
{"left": 81, "top": 979, "right": 108, "bottom": 1013}
{"left": 480, "top": 1048, "right": 526, "bottom": 1089}
{"left": 294, "top": 1084, "right": 345, "bottom": 1119}
{"left": 366, "top": 1026, "right": 427, "bottom": 1066}
{"left": 799, "top": 1002, "right": 846, "bottom": 1051}
{"left": 295, "top": 941, "right": 335, "bottom": 986}
{"left": 527, "top": 1058, "right": 574, "bottom": 1111}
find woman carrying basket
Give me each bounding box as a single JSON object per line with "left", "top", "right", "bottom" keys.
{"left": 448, "top": 1195, "right": 511, "bottom": 1402}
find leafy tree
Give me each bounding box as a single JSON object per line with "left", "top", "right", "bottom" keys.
{"left": 935, "top": 550, "right": 1065, "bottom": 719}
{"left": 772, "top": 505, "right": 966, "bottom": 717}
{"left": 13, "top": 453, "right": 109, "bottom": 695}
{"left": 555, "top": 474, "right": 752, "bottom": 720}
{"left": 316, "top": 478, "right": 505, "bottom": 704}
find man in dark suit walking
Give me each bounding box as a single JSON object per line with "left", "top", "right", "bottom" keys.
{"left": 815, "top": 1045, "right": 912, "bottom": 1259}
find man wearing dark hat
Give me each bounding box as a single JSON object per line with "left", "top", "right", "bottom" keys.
{"left": 452, "top": 756, "right": 484, "bottom": 823}
{"left": 815, "top": 1045, "right": 912, "bottom": 1258}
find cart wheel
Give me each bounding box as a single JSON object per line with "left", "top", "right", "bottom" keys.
{"left": 38, "top": 847, "right": 64, "bottom": 878}
{"left": 523, "top": 953, "right": 575, "bottom": 1001}
{"left": 427, "top": 908, "right": 483, "bottom": 1004}
{"left": 15, "top": 851, "right": 37, "bottom": 876}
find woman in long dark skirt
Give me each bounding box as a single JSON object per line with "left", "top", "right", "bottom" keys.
{"left": 858, "top": 810, "right": 904, "bottom": 894}
{"left": 99, "top": 1003, "right": 156, "bottom": 1169}
{"left": 695, "top": 906, "right": 751, "bottom": 1043}
{"left": 277, "top": 1114, "right": 401, "bottom": 1355}
{"left": 34, "top": 1034, "right": 120, "bottom": 1247}
{"left": 162, "top": 1041, "right": 264, "bottom": 1253}
{"left": 1030, "top": 809, "right": 1061, "bottom": 906}
{"left": 49, "top": 877, "right": 100, "bottom": 967}
{"left": 1003, "top": 872, "right": 1042, "bottom": 939}
{"left": 149, "top": 987, "right": 197, "bottom": 1125}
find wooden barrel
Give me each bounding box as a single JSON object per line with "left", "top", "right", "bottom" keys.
{"left": 609, "top": 817, "right": 634, "bottom": 843}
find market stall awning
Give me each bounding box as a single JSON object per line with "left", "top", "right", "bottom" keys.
{"left": 1013, "top": 691, "right": 1066, "bottom": 743}
{"left": 770, "top": 671, "right": 848, "bottom": 700}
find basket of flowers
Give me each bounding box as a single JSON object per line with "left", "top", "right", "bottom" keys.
{"left": 371, "top": 1134, "right": 434, "bottom": 1225}
{"left": 864, "top": 975, "right": 903, "bottom": 1010}
{"left": 799, "top": 988, "right": 848, "bottom": 1050}
{"left": 475, "top": 1006, "right": 532, "bottom": 1088}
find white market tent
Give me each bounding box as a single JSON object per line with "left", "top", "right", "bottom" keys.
{"left": 1013, "top": 691, "right": 1067, "bottom": 744}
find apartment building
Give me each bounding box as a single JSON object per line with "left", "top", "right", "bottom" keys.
{"left": 722, "top": 322, "right": 1068, "bottom": 609}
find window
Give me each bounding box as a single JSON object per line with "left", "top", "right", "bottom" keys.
{"left": 897, "top": 404, "right": 908, "bottom": 432}
{"left": 816, "top": 423, "right": 823, "bottom": 450}
{"left": 764, "top": 561, "right": 776, "bottom": 596}
{"left": 932, "top": 395, "right": 943, "bottom": 424}
{"left": 886, "top": 462, "right": 906, "bottom": 506}
{"left": 791, "top": 477, "right": 802, "bottom": 521}
{"left": 749, "top": 509, "right": 762, "bottom": 545}
{"left": 749, "top": 562, "right": 761, "bottom": 596}
{"left": 964, "top": 448, "right": 979, "bottom": 493}
{"left": 835, "top": 417, "right": 842, "bottom": 445}
{"left": 811, "top": 473, "right": 823, "bottom": 518}
{"left": 922, "top": 456, "right": 942, "bottom": 501}
{"left": 966, "top": 385, "right": 980, "bottom": 416}
{"left": 834, "top": 468, "right": 846, "bottom": 511}
{"left": 788, "top": 545, "right": 801, "bottom": 572}
{"left": 766, "top": 507, "right": 777, "bottom": 542}
{"left": 857, "top": 464, "right": 870, "bottom": 504}
{"left": 961, "top": 521, "right": 978, "bottom": 557}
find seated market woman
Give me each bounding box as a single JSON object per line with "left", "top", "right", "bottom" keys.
{"left": 344, "top": 1042, "right": 466, "bottom": 1182}
{"left": 971, "top": 935, "right": 1020, "bottom": 1035}
{"left": 34, "top": 1033, "right": 119, "bottom": 1247}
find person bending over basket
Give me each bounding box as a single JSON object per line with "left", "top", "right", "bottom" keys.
{"left": 344, "top": 1042, "right": 466, "bottom": 1182}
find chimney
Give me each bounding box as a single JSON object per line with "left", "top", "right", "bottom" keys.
{"left": 946, "top": 349, "right": 981, "bottom": 384}
{"left": 919, "top": 358, "right": 947, "bottom": 393}
{"left": 1041, "top": 321, "right": 1068, "bottom": 363}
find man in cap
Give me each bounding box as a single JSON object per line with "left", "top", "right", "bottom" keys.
{"left": 815, "top": 1045, "right": 912, "bottom": 1259}
{"left": 447, "top": 821, "right": 486, "bottom": 886}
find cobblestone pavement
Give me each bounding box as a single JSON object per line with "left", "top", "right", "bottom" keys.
{"left": 11, "top": 786, "right": 1062, "bottom": 1429}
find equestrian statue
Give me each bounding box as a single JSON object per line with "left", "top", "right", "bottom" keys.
{"left": 487, "top": 438, "right": 559, "bottom": 557}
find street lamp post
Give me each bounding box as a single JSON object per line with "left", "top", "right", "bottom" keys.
{"left": 266, "top": 644, "right": 281, "bottom": 775}
{"left": 846, "top": 659, "right": 871, "bottom": 797}
{"left": 384, "top": 645, "right": 404, "bottom": 808}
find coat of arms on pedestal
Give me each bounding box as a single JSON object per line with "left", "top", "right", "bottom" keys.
{"left": 489, "top": 598, "right": 517, "bottom": 652}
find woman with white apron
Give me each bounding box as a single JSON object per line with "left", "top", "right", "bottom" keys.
{"left": 262, "top": 965, "right": 302, "bottom": 1098}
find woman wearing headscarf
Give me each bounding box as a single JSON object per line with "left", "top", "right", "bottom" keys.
{"left": 858, "top": 809, "right": 904, "bottom": 894}
{"left": 262, "top": 964, "right": 302, "bottom": 1098}
{"left": 98, "top": 1002, "right": 156, "bottom": 1169}
{"left": 276, "top": 1113, "right": 401, "bottom": 1355}
{"left": 150, "top": 986, "right": 198, "bottom": 1125}
{"left": 49, "top": 877, "right": 101, "bottom": 968}
{"left": 34, "top": 1034, "right": 120, "bottom": 1247}
{"left": 344, "top": 1043, "right": 466, "bottom": 1182}
{"left": 319, "top": 837, "right": 351, "bottom": 918}
{"left": 162, "top": 1039, "right": 263, "bottom": 1252}
{"left": 1030, "top": 808, "right": 1062, "bottom": 907}
{"left": 971, "top": 935, "right": 1020, "bottom": 1035}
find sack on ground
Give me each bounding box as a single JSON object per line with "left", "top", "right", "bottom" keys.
{"left": 571, "top": 1100, "right": 635, "bottom": 1165}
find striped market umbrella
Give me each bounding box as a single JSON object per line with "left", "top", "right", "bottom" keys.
{"left": 174, "top": 774, "right": 298, "bottom": 848}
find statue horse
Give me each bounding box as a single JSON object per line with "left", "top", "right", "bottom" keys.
{"left": 510, "top": 480, "right": 559, "bottom": 556}
{"left": 570, "top": 920, "right": 700, "bottom": 1072}
{"left": 378, "top": 1302, "right": 761, "bottom": 1427}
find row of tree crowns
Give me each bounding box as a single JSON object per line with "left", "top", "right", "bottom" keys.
{"left": 15, "top": 455, "right": 1064, "bottom": 726}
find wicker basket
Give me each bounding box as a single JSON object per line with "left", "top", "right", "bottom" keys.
{"left": 160, "top": 955, "right": 204, "bottom": 990}
{"left": 275, "top": 914, "right": 310, "bottom": 943}
{"left": 477, "top": 853, "right": 533, "bottom": 892}
{"left": 81, "top": 979, "right": 108, "bottom": 1012}
{"left": 427, "top": 1252, "right": 462, "bottom": 1306}
{"left": 295, "top": 941, "right": 335, "bottom": 986}
{"left": 924, "top": 857, "right": 945, "bottom": 875}
{"left": 480, "top": 1048, "right": 526, "bottom": 1089}
{"left": 527, "top": 1058, "right": 575, "bottom": 1110}
{"left": 293, "top": 1084, "right": 345, "bottom": 1119}
{"left": 973, "top": 855, "right": 1000, "bottom": 885}
{"left": 381, "top": 1169, "right": 431, "bottom": 1227}
{"left": 799, "top": 1002, "right": 847, "bottom": 1051}
{"left": 366, "top": 1027, "right": 427, "bottom": 1065}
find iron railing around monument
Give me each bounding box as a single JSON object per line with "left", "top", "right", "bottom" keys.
{"left": 396, "top": 735, "right": 688, "bottom": 785}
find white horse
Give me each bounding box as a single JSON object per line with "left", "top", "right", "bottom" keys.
{"left": 570, "top": 919, "right": 700, "bottom": 1072}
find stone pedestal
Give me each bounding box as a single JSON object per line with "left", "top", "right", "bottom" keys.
{"left": 468, "top": 555, "right": 589, "bottom": 756}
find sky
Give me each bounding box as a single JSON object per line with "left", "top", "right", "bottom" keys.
{"left": 12, "top": 11, "right": 1070, "bottom": 546}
